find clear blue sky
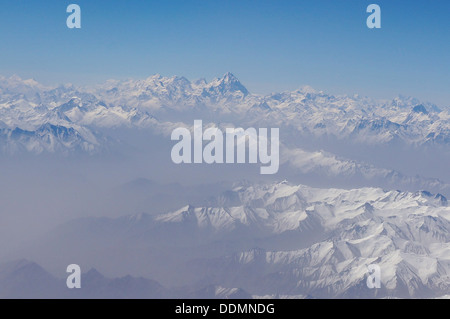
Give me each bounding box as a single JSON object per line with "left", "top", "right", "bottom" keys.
{"left": 0, "top": 0, "right": 449, "bottom": 106}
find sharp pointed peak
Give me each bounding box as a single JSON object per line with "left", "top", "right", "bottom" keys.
{"left": 221, "top": 72, "right": 239, "bottom": 82}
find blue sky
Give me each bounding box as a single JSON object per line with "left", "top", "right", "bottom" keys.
{"left": 0, "top": 0, "right": 449, "bottom": 106}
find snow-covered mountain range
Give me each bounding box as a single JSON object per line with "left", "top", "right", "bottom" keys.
{"left": 1, "top": 73, "right": 449, "bottom": 193}
{"left": 0, "top": 73, "right": 449, "bottom": 154}
{"left": 14, "top": 180, "right": 450, "bottom": 298}
{"left": 1, "top": 74, "right": 450, "bottom": 298}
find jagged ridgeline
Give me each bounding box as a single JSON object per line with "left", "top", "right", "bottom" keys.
{"left": 0, "top": 73, "right": 448, "bottom": 155}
